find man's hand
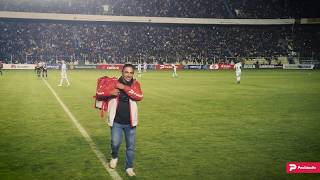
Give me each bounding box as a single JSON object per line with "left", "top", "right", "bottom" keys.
{"left": 116, "top": 82, "right": 125, "bottom": 90}
{"left": 110, "top": 89, "right": 120, "bottom": 96}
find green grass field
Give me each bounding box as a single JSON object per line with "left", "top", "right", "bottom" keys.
{"left": 0, "top": 69, "right": 319, "bottom": 180}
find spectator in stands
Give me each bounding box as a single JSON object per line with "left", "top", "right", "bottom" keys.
{"left": 0, "top": 20, "right": 319, "bottom": 64}
{"left": 0, "top": 0, "right": 318, "bottom": 19}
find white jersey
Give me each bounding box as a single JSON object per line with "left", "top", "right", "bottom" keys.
{"left": 138, "top": 64, "right": 142, "bottom": 73}
{"left": 43, "top": 63, "right": 47, "bottom": 70}
{"left": 62, "top": 63, "right": 67, "bottom": 71}
{"left": 38, "top": 62, "right": 43, "bottom": 68}
{"left": 61, "top": 63, "right": 67, "bottom": 77}
{"left": 58, "top": 62, "right": 70, "bottom": 86}
{"left": 172, "top": 64, "right": 178, "bottom": 77}
{"left": 235, "top": 62, "right": 242, "bottom": 73}
{"left": 143, "top": 63, "right": 147, "bottom": 71}
{"left": 173, "top": 65, "right": 177, "bottom": 72}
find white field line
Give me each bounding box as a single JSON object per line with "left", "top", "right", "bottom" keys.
{"left": 43, "top": 79, "right": 122, "bottom": 180}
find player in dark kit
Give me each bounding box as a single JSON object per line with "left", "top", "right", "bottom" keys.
{"left": 34, "top": 63, "right": 38, "bottom": 74}
{"left": 35, "top": 62, "right": 39, "bottom": 76}
{"left": 41, "top": 62, "right": 48, "bottom": 78}
{"left": 0, "top": 61, "right": 3, "bottom": 76}
{"left": 35, "top": 62, "right": 42, "bottom": 77}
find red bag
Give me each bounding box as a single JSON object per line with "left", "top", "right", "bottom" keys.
{"left": 93, "top": 76, "right": 117, "bottom": 118}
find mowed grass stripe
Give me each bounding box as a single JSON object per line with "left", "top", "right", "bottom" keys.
{"left": 42, "top": 78, "right": 122, "bottom": 180}
{"left": 0, "top": 70, "right": 111, "bottom": 179}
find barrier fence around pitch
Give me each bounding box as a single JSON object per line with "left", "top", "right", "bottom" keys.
{"left": 2, "top": 63, "right": 316, "bottom": 70}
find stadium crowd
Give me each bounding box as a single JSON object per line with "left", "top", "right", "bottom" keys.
{"left": 0, "top": 0, "right": 319, "bottom": 18}
{"left": 0, "top": 20, "right": 319, "bottom": 64}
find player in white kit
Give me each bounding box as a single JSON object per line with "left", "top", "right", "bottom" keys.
{"left": 172, "top": 64, "right": 178, "bottom": 78}
{"left": 58, "top": 60, "right": 70, "bottom": 86}
{"left": 234, "top": 61, "right": 242, "bottom": 84}
{"left": 143, "top": 62, "right": 147, "bottom": 72}
{"left": 137, "top": 63, "right": 142, "bottom": 77}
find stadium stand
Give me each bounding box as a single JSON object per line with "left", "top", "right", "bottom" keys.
{"left": 0, "top": 0, "right": 319, "bottom": 18}
{"left": 0, "top": 20, "right": 319, "bottom": 64}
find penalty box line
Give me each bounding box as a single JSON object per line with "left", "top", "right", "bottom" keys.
{"left": 42, "top": 79, "right": 122, "bottom": 180}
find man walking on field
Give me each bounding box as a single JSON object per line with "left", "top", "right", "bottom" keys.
{"left": 143, "top": 62, "right": 147, "bottom": 72}
{"left": 101, "top": 64, "right": 143, "bottom": 176}
{"left": 234, "top": 61, "right": 242, "bottom": 84}
{"left": 172, "top": 64, "right": 178, "bottom": 78}
{"left": 137, "top": 63, "right": 142, "bottom": 77}
{"left": 58, "top": 60, "right": 70, "bottom": 86}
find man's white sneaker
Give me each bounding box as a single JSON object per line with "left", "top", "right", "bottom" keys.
{"left": 58, "top": 84, "right": 62, "bottom": 86}
{"left": 126, "top": 168, "right": 136, "bottom": 176}
{"left": 109, "top": 158, "right": 118, "bottom": 169}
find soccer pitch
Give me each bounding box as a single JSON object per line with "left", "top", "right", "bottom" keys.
{"left": 0, "top": 69, "right": 319, "bottom": 179}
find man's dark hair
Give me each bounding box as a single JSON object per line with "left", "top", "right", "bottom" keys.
{"left": 122, "top": 63, "right": 135, "bottom": 72}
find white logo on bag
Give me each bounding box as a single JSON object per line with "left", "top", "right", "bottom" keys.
{"left": 289, "top": 164, "right": 297, "bottom": 171}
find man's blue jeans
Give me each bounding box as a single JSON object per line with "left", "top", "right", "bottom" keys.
{"left": 111, "top": 122, "right": 136, "bottom": 169}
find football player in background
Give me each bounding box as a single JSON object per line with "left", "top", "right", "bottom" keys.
{"left": 143, "top": 62, "right": 147, "bottom": 72}
{"left": 58, "top": 60, "right": 70, "bottom": 86}
{"left": 41, "top": 61, "right": 48, "bottom": 78}
{"left": 137, "top": 63, "right": 142, "bottom": 77}
{"left": 35, "top": 62, "right": 42, "bottom": 77}
{"left": 234, "top": 61, "right": 242, "bottom": 84}
{"left": 0, "top": 61, "right": 3, "bottom": 76}
{"left": 172, "top": 64, "right": 178, "bottom": 78}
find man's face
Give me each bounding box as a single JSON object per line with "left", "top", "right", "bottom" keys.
{"left": 122, "top": 66, "right": 134, "bottom": 82}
